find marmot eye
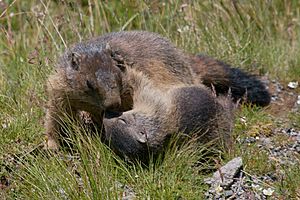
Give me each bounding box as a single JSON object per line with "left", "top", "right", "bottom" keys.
{"left": 118, "top": 118, "right": 127, "bottom": 125}
{"left": 86, "top": 80, "right": 94, "bottom": 90}
{"left": 140, "top": 131, "right": 145, "bottom": 136}
{"left": 71, "top": 52, "right": 80, "bottom": 70}
{"left": 116, "top": 64, "right": 126, "bottom": 71}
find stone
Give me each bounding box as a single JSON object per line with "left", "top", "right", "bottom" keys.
{"left": 263, "top": 188, "right": 274, "bottom": 196}
{"left": 224, "top": 190, "right": 234, "bottom": 197}
{"left": 204, "top": 157, "right": 243, "bottom": 189}
{"left": 287, "top": 81, "right": 298, "bottom": 89}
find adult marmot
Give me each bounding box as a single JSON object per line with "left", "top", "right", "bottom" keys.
{"left": 45, "top": 31, "right": 269, "bottom": 149}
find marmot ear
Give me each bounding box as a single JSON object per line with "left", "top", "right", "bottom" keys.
{"left": 70, "top": 52, "right": 81, "bottom": 70}
{"left": 105, "top": 42, "right": 126, "bottom": 71}
{"left": 105, "top": 43, "right": 111, "bottom": 51}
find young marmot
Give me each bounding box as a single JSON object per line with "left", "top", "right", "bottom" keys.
{"left": 102, "top": 68, "right": 234, "bottom": 162}
{"left": 45, "top": 31, "right": 269, "bottom": 149}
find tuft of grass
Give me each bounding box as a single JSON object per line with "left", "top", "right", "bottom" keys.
{"left": 128, "top": 135, "right": 213, "bottom": 199}
{"left": 233, "top": 104, "right": 275, "bottom": 138}
{"left": 276, "top": 164, "right": 300, "bottom": 199}
{"left": 6, "top": 122, "right": 210, "bottom": 199}
{"left": 242, "top": 145, "right": 276, "bottom": 175}
{"left": 289, "top": 111, "right": 300, "bottom": 129}
{"left": 227, "top": 105, "right": 276, "bottom": 175}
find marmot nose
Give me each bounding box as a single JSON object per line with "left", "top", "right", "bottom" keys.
{"left": 104, "top": 95, "right": 121, "bottom": 111}
{"left": 104, "top": 110, "right": 122, "bottom": 119}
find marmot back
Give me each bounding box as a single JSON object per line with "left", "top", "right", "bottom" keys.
{"left": 67, "top": 31, "right": 196, "bottom": 87}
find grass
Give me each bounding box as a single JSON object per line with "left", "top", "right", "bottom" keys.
{"left": 0, "top": 0, "right": 300, "bottom": 199}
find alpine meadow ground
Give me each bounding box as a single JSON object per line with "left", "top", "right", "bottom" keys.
{"left": 0, "top": 1, "right": 300, "bottom": 199}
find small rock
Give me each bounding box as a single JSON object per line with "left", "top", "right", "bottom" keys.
{"left": 259, "top": 137, "right": 272, "bottom": 147}
{"left": 245, "top": 137, "right": 257, "bottom": 144}
{"left": 251, "top": 183, "right": 262, "bottom": 191}
{"left": 275, "top": 82, "right": 284, "bottom": 92}
{"left": 286, "top": 128, "right": 300, "bottom": 137}
{"left": 262, "top": 188, "right": 274, "bottom": 196}
{"left": 205, "top": 157, "right": 243, "bottom": 189}
{"left": 288, "top": 81, "right": 298, "bottom": 89}
{"left": 215, "top": 185, "right": 223, "bottom": 193}
{"left": 297, "top": 95, "right": 300, "bottom": 105}
{"left": 224, "top": 190, "right": 234, "bottom": 197}
{"left": 271, "top": 95, "right": 278, "bottom": 101}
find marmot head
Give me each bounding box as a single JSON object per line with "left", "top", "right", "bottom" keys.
{"left": 103, "top": 111, "right": 163, "bottom": 163}
{"left": 58, "top": 44, "right": 125, "bottom": 113}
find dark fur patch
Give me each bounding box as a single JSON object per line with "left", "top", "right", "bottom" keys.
{"left": 173, "top": 87, "right": 219, "bottom": 134}
{"left": 191, "top": 54, "right": 271, "bottom": 106}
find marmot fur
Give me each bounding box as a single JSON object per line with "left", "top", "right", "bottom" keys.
{"left": 45, "top": 31, "right": 269, "bottom": 149}
{"left": 103, "top": 68, "right": 234, "bottom": 162}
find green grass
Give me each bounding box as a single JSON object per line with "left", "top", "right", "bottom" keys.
{"left": 1, "top": 0, "right": 300, "bottom": 199}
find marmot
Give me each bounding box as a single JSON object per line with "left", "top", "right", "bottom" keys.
{"left": 45, "top": 31, "right": 270, "bottom": 149}
{"left": 44, "top": 50, "right": 121, "bottom": 149}
{"left": 103, "top": 68, "right": 234, "bottom": 162}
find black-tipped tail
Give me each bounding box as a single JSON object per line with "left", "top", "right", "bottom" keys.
{"left": 190, "top": 55, "right": 271, "bottom": 107}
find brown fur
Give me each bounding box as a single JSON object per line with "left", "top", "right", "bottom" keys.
{"left": 45, "top": 50, "right": 122, "bottom": 149}
{"left": 45, "top": 31, "right": 270, "bottom": 149}
{"left": 45, "top": 31, "right": 197, "bottom": 149}
{"left": 103, "top": 69, "right": 235, "bottom": 162}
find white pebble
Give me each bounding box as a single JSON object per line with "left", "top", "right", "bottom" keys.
{"left": 263, "top": 188, "right": 274, "bottom": 196}
{"left": 288, "top": 81, "right": 298, "bottom": 89}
